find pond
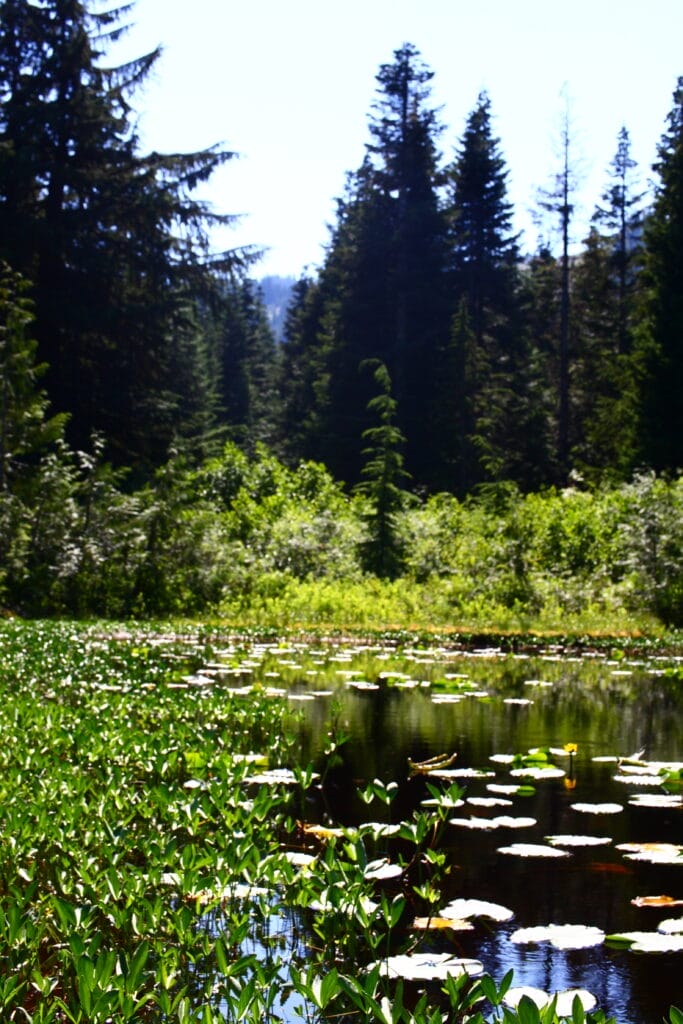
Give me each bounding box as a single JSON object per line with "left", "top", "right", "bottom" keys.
{"left": 256, "top": 637, "right": 683, "bottom": 1024}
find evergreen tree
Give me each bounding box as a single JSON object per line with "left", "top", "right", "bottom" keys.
{"left": 212, "top": 278, "right": 281, "bottom": 452}
{"left": 637, "top": 77, "right": 683, "bottom": 472}
{"left": 276, "top": 274, "right": 329, "bottom": 466}
{"left": 0, "top": 0, "right": 241, "bottom": 469}
{"left": 0, "top": 261, "right": 64, "bottom": 491}
{"left": 536, "top": 93, "right": 581, "bottom": 482}
{"left": 355, "top": 360, "right": 409, "bottom": 578}
{"left": 592, "top": 126, "right": 646, "bottom": 355}
{"left": 444, "top": 91, "right": 527, "bottom": 490}
{"left": 298, "top": 44, "right": 450, "bottom": 488}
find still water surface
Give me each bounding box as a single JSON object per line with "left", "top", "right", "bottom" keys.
{"left": 277, "top": 641, "right": 683, "bottom": 1023}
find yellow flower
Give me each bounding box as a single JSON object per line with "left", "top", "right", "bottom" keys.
{"left": 564, "top": 742, "right": 578, "bottom": 755}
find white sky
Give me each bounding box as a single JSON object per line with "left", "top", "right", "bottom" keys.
{"left": 112, "top": 0, "right": 683, "bottom": 279}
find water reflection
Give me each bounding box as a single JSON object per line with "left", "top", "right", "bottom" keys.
{"left": 283, "top": 645, "right": 683, "bottom": 1024}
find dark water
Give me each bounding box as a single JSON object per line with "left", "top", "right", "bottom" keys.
{"left": 284, "top": 644, "right": 683, "bottom": 1023}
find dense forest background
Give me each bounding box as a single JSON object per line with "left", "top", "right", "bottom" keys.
{"left": 0, "top": 1, "right": 682, "bottom": 624}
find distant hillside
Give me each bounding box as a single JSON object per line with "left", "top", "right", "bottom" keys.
{"left": 259, "top": 275, "right": 296, "bottom": 342}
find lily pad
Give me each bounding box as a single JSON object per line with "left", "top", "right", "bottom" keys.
{"left": 467, "top": 796, "right": 513, "bottom": 808}
{"left": 364, "top": 858, "right": 403, "bottom": 881}
{"left": 546, "top": 834, "right": 612, "bottom": 847}
{"left": 441, "top": 897, "right": 514, "bottom": 922}
{"left": 631, "top": 895, "right": 683, "bottom": 908}
{"left": 571, "top": 802, "right": 623, "bottom": 814}
{"left": 617, "top": 842, "right": 683, "bottom": 864}
{"left": 510, "top": 766, "right": 565, "bottom": 780}
{"left": 606, "top": 930, "right": 683, "bottom": 953}
{"left": 510, "top": 923, "right": 605, "bottom": 949}
{"left": 504, "top": 987, "right": 597, "bottom": 1013}
{"left": 629, "top": 794, "right": 683, "bottom": 809}
{"left": 368, "top": 953, "right": 484, "bottom": 980}
{"left": 411, "top": 916, "right": 474, "bottom": 931}
{"left": 498, "top": 843, "right": 571, "bottom": 858}
{"left": 659, "top": 918, "right": 683, "bottom": 934}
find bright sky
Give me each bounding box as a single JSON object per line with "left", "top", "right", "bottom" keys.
{"left": 113, "top": 0, "right": 683, "bottom": 279}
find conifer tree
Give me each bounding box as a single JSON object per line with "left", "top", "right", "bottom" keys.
{"left": 299, "top": 44, "right": 450, "bottom": 488}
{"left": 0, "top": 0, "right": 241, "bottom": 469}
{"left": 356, "top": 360, "right": 409, "bottom": 578}
{"left": 444, "top": 92, "right": 526, "bottom": 489}
{"left": 637, "top": 77, "right": 683, "bottom": 472}
{"left": 0, "top": 262, "right": 64, "bottom": 492}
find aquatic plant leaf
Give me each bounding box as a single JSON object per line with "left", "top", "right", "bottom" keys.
{"left": 659, "top": 917, "right": 683, "bottom": 934}
{"left": 617, "top": 842, "right": 683, "bottom": 864}
{"left": 510, "top": 767, "right": 565, "bottom": 780}
{"left": 629, "top": 794, "right": 683, "bottom": 808}
{"left": 364, "top": 858, "right": 403, "bottom": 881}
{"left": 301, "top": 823, "right": 346, "bottom": 840}
{"left": 283, "top": 851, "right": 317, "bottom": 867}
{"left": 605, "top": 931, "right": 683, "bottom": 952}
{"left": 449, "top": 816, "right": 498, "bottom": 830}
{"left": 244, "top": 768, "right": 300, "bottom": 785}
{"left": 613, "top": 773, "right": 664, "bottom": 786}
{"left": 504, "top": 988, "right": 597, "bottom": 1013}
{"left": 367, "top": 953, "right": 484, "bottom": 980}
{"left": 358, "top": 822, "right": 402, "bottom": 837}
{"left": 631, "top": 895, "right": 683, "bottom": 908}
{"left": 441, "top": 898, "right": 514, "bottom": 922}
{"left": 467, "top": 796, "right": 513, "bottom": 808}
{"left": 410, "top": 916, "right": 474, "bottom": 931}
{"left": 493, "top": 815, "right": 536, "bottom": 828}
{"left": 498, "top": 843, "right": 571, "bottom": 858}
{"left": 510, "top": 923, "right": 605, "bottom": 949}
{"left": 489, "top": 782, "right": 536, "bottom": 798}
{"left": 571, "top": 802, "right": 623, "bottom": 814}
{"left": 546, "top": 835, "right": 612, "bottom": 847}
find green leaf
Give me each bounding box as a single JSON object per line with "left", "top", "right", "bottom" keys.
{"left": 517, "top": 994, "right": 542, "bottom": 1024}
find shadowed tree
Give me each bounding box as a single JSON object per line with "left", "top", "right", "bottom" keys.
{"left": 636, "top": 77, "right": 683, "bottom": 472}
{"left": 0, "top": 0, "right": 244, "bottom": 469}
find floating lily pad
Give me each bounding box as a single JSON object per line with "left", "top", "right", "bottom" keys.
{"left": 358, "top": 822, "right": 402, "bottom": 838}
{"left": 368, "top": 953, "right": 484, "bottom": 980}
{"left": 364, "top": 858, "right": 403, "bottom": 881}
{"left": 467, "top": 796, "right": 513, "bottom": 808}
{"left": 510, "top": 767, "right": 565, "bottom": 780}
{"left": 546, "top": 834, "right": 612, "bottom": 847}
{"left": 617, "top": 842, "right": 683, "bottom": 864}
{"left": 631, "top": 895, "right": 683, "bottom": 908}
{"left": 510, "top": 923, "right": 605, "bottom": 949}
{"left": 449, "top": 816, "right": 498, "bottom": 830}
{"left": 488, "top": 783, "right": 536, "bottom": 797}
{"left": 659, "top": 918, "right": 683, "bottom": 934}
{"left": 498, "top": 843, "right": 570, "bottom": 858}
{"left": 504, "top": 987, "right": 597, "bottom": 1013}
{"left": 606, "top": 930, "right": 683, "bottom": 952}
{"left": 613, "top": 774, "right": 664, "bottom": 786}
{"left": 494, "top": 815, "right": 536, "bottom": 828}
{"left": 629, "top": 794, "right": 683, "bottom": 808}
{"left": 441, "top": 897, "right": 514, "bottom": 922}
{"left": 411, "top": 916, "right": 474, "bottom": 931}
{"left": 571, "top": 802, "right": 623, "bottom": 814}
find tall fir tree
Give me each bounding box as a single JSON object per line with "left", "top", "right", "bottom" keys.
{"left": 0, "top": 0, "right": 242, "bottom": 469}
{"left": 289, "top": 44, "right": 450, "bottom": 488}
{"left": 444, "top": 91, "right": 530, "bottom": 491}
{"left": 636, "top": 77, "right": 683, "bottom": 472}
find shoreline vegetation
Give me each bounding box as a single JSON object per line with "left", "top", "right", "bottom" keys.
{"left": 2, "top": 442, "right": 682, "bottom": 640}
{"left": 0, "top": 618, "right": 680, "bottom": 1024}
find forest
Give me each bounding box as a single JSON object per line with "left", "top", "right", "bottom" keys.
{"left": 0, "top": 0, "right": 682, "bottom": 628}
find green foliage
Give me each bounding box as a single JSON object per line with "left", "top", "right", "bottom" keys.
{"left": 356, "top": 361, "right": 411, "bottom": 578}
